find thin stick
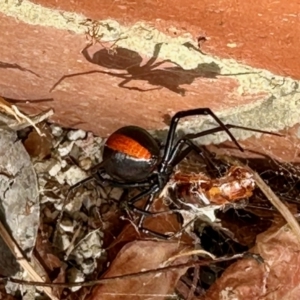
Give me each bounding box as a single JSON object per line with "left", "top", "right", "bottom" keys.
{"left": 4, "top": 253, "right": 246, "bottom": 288}
{"left": 0, "top": 221, "right": 58, "bottom": 300}
{"left": 252, "top": 170, "right": 300, "bottom": 243}
{"left": 0, "top": 97, "right": 54, "bottom": 132}
{"left": 187, "top": 264, "right": 200, "bottom": 300}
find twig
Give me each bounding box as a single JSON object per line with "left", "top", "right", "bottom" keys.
{"left": 187, "top": 264, "right": 200, "bottom": 300}
{"left": 10, "top": 105, "right": 45, "bottom": 136}
{"left": 0, "top": 97, "right": 54, "bottom": 132}
{"left": 64, "top": 222, "right": 83, "bottom": 260}
{"left": 0, "top": 220, "right": 58, "bottom": 300}
{"left": 12, "top": 108, "right": 54, "bottom": 131}
{"left": 166, "top": 249, "right": 216, "bottom": 264}
{"left": 253, "top": 170, "right": 300, "bottom": 242}
{"left": 3, "top": 253, "right": 246, "bottom": 288}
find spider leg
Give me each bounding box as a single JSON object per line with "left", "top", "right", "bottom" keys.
{"left": 169, "top": 140, "right": 218, "bottom": 176}
{"left": 122, "top": 183, "right": 174, "bottom": 239}
{"left": 136, "top": 194, "right": 171, "bottom": 239}
{"left": 169, "top": 124, "right": 282, "bottom": 165}
{"left": 122, "top": 178, "right": 194, "bottom": 239}
{"left": 125, "top": 186, "right": 159, "bottom": 218}
{"left": 162, "top": 108, "right": 281, "bottom": 165}
{"left": 66, "top": 167, "right": 172, "bottom": 238}
{"left": 136, "top": 205, "right": 183, "bottom": 240}
{"left": 68, "top": 174, "right": 97, "bottom": 192}
{"left": 163, "top": 108, "right": 283, "bottom": 165}
{"left": 125, "top": 181, "right": 160, "bottom": 216}
{"left": 165, "top": 123, "right": 282, "bottom": 175}
{"left": 182, "top": 123, "right": 283, "bottom": 141}
{"left": 162, "top": 108, "right": 241, "bottom": 164}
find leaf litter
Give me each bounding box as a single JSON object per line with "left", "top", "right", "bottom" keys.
{"left": 0, "top": 99, "right": 300, "bottom": 299}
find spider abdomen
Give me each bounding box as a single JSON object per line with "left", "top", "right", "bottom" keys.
{"left": 103, "top": 126, "right": 160, "bottom": 182}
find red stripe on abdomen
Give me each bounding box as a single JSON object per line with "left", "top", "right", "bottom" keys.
{"left": 106, "top": 133, "right": 152, "bottom": 160}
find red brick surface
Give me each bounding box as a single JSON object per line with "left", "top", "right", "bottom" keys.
{"left": 31, "top": 0, "right": 300, "bottom": 78}
{"left": 0, "top": 14, "right": 259, "bottom": 133}
{"left": 0, "top": 0, "right": 300, "bottom": 162}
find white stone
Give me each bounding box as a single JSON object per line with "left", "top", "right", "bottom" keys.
{"left": 50, "top": 124, "right": 63, "bottom": 137}
{"left": 58, "top": 141, "right": 74, "bottom": 157}
{"left": 67, "top": 129, "right": 86, "bottom": 141}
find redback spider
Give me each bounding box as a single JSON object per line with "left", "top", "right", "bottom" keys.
{"left": 68, "top": 108, "right": 282, "bottom": 239}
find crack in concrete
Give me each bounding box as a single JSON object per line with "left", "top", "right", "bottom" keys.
{"left": 1, "top": 0, "right": 300, "bottom": 143}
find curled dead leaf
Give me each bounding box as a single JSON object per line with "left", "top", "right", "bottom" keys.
{"left": 203, "top": 220, "right": 300, "bottom": 300}
{"left": 87, "top": 240, "right": 192, "bottom": 300}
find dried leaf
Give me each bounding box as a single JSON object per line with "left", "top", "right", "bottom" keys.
{"left": 87, "top": 240, "right": 191, "bottom": 300}
{"left": 203, "top": 220, "right": 300, "bottom": 300}
{"left": 23, "top": 124, "right": 52, "bottom": 159}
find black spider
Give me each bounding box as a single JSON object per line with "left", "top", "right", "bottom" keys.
{"left": 68, "top": 108, "right": 281, "bottom": 238}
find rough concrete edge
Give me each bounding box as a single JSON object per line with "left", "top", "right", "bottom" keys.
{"left": 152, "top": 94, "right": 299, "bottom": 145}
{"left": 1, "top": 0, "right": 300, "bottom": 144}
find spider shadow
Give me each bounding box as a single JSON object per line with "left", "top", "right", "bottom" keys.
{"left": 2, "top": 97, "right": 54, "bottom": 104}
{"left": 50, "top": 43, "right": 221, "bottom": 95}
{"left": 0, "top": 61, "right": 40, "bottom": 77}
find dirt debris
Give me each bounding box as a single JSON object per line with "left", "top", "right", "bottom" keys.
{"left": 0, "top": 102, "right": 300, "bottom": 300}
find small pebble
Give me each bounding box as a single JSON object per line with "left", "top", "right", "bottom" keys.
{"left": 40, "top": 194, "right": 60, "bottom": 204}
{"left": 67, "top": 268, "right": 85, "bottom": 292}
{"left": 54, "top": 172, "right": 67, "bottom": 185}
{"left": 79, "top": 241, "right": 88, "bottom": 252}
{"left": 50, "top": 124, "right": 63, "bottom": 137}
{"left": 73, "top": 211, "right": 89, "bottom": 223}
{"left": 65, "top": 194, "right": 84, "bottom": 213}
{"left": 64, "top": 166, "right": 87, "bottom": 186}
{"left": 61, "top": 159, "right": 67, "bottom": 168}
{"left": 69, "top": 144, "right": 81, "bottom": 160}
{"left": 34, "top": 159, "right": 56, "bottom": 174}
{"left": 48, "top": 161, "right": 62, "bottom": 177}
{"left": 67, "top": 129, "right": 86, "bottom": 141}
{"left": 53, "top": 198, "right": 64, "bottom": 211}
{"left": 60, "top": 234, "right": 71, "bottom": 251}
{"left": 81, "top": 258, "right": 96, "bottom": 275}
{"left": 82, "top": 248, "right": 93, "bottom": 259}
{"left": 79, "top": 157, "right": 92, "bottom": 170}
{"left": 109, "top": 187, "right": 124, "bottom": 201}
{"left": 60, "top": 217, "right": 75, "bottom": 233}
{"left": 58, "top": 141, "right": 74, "bottom": 157}
{"left": 90, "top": 243, "right": 104, "bottom": 257}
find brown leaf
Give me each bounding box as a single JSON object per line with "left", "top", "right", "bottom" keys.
{"left": 203, "top": 219, "right": 300, "bottom": 300}
{"left": 23, "top": 124, "right": 52, "bottom": 159}
{"left": 87, "top": 240, "right": 192, "bottom": 300}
